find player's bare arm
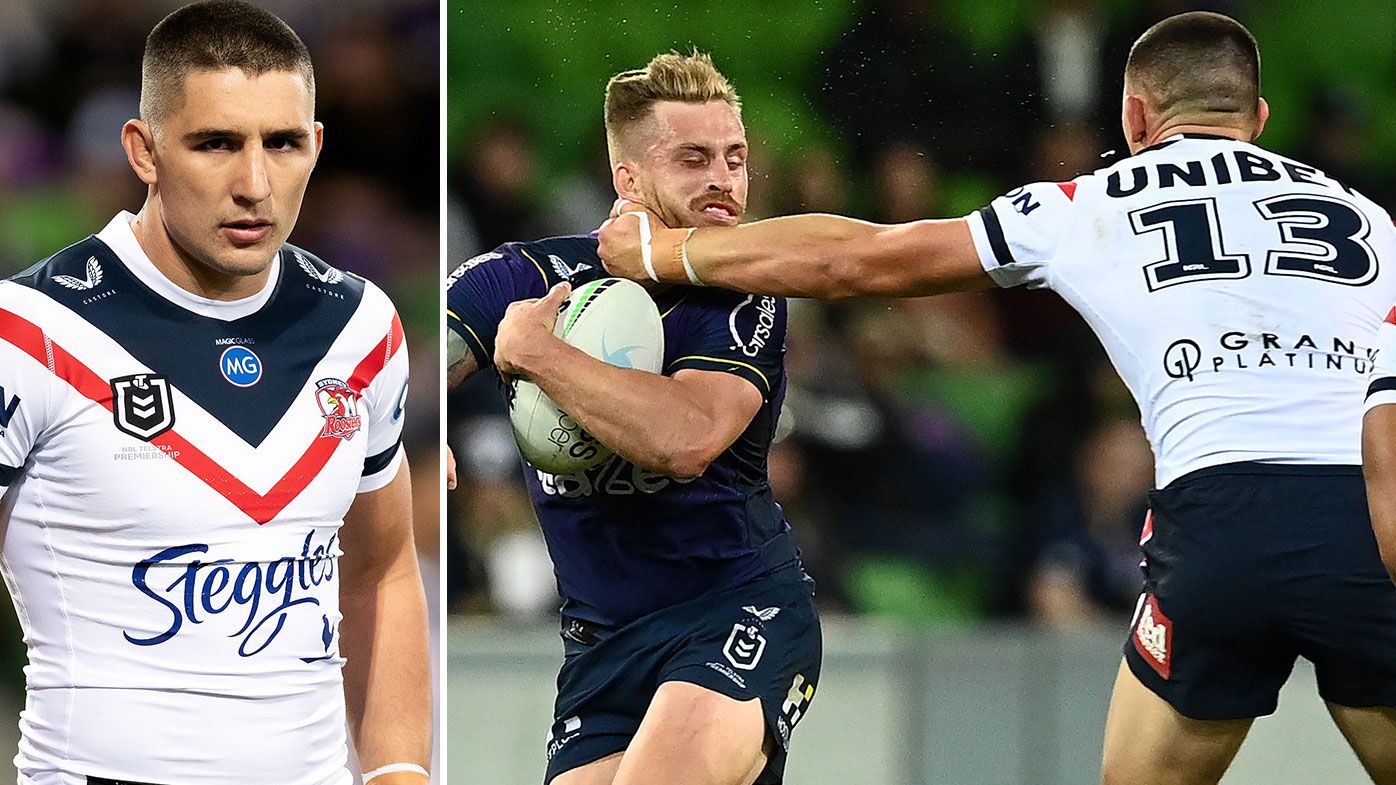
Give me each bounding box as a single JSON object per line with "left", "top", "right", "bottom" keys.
{"left": 1362, "top": 406, "right": 1396, "bottom": 584}
{"left": 446, "top": 328, "right": 480, "bottom": 390}
{"left": 597, "top": 208, "right": 994, "bottom": 300}
{"left": 495, "top": 282, "right": 761, "bottom": 479}
{"left": 339, "top": 460, "right": 432, "bottom": 783}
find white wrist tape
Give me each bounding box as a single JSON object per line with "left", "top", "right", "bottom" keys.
{"left": 679, "top": 228, "right": 701, "bottom": 285}
{"left": 363, "top": 762, "right": 430, "bottom": 783}
{"left": 634, "top": 212, "right": 659, "bottom": 283}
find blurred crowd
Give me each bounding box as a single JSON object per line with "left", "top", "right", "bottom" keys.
{"left": 448, "top": 0, "right": 1396, "bottom": 628}
{"left": 0, "top": 0, "right": 441, "bottom": 689}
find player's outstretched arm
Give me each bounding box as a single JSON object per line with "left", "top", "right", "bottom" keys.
{"left": 1362, "top": 406, "right": 1396, "bottom": 585}
{"left": 340, "top": 458, "right": 433, "bottom": 783}
{"left": 496, "top": 284, "right": 760, "bottom": 479}
{"left": 598, "top": 210, "right": 994, "bottom": 300}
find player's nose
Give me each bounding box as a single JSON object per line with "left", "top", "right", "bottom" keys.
{"left": 705, "top": 159, "right": 735, "bottom": 193}
{"left": 231, "top": 147, "right": 272, "bottom": 203}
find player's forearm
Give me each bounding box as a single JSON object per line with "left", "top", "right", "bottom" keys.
{"left": 1362, "top": 408, "right": 1396, "bottom": 584}
{"left": 681, "top": 214, "right": 881, "bottom": 299}
{"left": 341, "top": 561, "right": 433, "bottom": 776}
{"left": 521, "top": 339, "right": 726, "bottom": 478}
{"left": 676, "top": 215, "right": 985, "bottom": 299}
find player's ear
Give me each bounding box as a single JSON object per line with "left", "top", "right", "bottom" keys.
{"left": 312, "top": 121, "right": 325, "bottom": 162}
{"left": 1122, "top": 94, "right": 1149, "bottom": 151}
{"left": 613, "top": 160, "right": 641, "bottom": 202}
{"left": 122, "top": 119, "right": 158, "bottom": 187}
{"left": 1252, "top": 98, "right": 1270, "bottom": 141}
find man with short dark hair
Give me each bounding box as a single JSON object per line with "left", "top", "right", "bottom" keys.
{"left": 600, "top": 12, "right": 1396, "bottom": 784}
{"left": 0, "top": 2, "right": 430, "bottom": 783}
{"left": 448, "top": 51, "right": 821, "bottom": 785}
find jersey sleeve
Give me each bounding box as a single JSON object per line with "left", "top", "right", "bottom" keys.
{"left": 666, "top": 291, "right": 787, "bottom": 401}
{"left": 0, "top": 311, "right": 53, "bottom": 487}
{"left": 963, "top": 181, "right": 1078, "bottom": 290}
{"left": 1366, "top": 308, "right": 1396, "bottom": 412}
{"left": 358, "top": 306, "right": 410, "bottom": 493}
{"left": 445, "top": 246, "right": 551, "bottom": 370}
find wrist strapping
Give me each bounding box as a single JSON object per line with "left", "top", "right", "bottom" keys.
{"left": 678, "top": 228, "right": 701, "bottom": 285}
{"left": 363, "top": 762, "right": 430, "bottom": 783}
{"left": 635, "top": 211, "right": 658, "bottom": 282}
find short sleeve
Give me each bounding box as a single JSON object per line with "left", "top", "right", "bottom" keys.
{"left": 358, "top": 308, "right": 410, "bottom": 493}
{"left": 445, "top": 246, "right": 550, "bottom": 370}
{"left": 964, "top": 180, "right": 1079, "bottom": 290}
{"left": 666, "top": 291, "right": 786, "bottom": 401}
{"left": 1366, "top": 309, "right": 1396, "bottom": 413}
{"left": 0, "top": 311, "right": 53, "bottom": 487}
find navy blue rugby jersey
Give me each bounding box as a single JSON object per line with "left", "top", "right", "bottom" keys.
{"left": 447, "top": 234, "right": 803, "bottom": 627}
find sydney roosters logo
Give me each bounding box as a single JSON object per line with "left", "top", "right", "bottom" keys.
{"left": 315, "top": 378, "right": 362, "bottom": 440}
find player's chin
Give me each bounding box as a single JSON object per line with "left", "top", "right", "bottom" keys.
{"left": 209, "top": 243, "right": 281, "bottom": 278}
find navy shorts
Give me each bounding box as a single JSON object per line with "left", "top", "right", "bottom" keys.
{"left": 543, "top": 568, "right": 822, "bottom": 784}
{"left": 1123, "top": 462, "right": 1396, "bottom": 720}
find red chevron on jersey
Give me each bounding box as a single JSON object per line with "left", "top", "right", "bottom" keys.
{"left": 1056, "top": 181, "right": 1078, "bottom": 201}
{"left": 1386, "top": 306, "right": 1396, "bottom": 326}
{"left": 0, "top": 307, "right": 403, "bottom": 524}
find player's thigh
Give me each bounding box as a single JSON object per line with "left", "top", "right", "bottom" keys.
{"left": 550, "top": 751, "right": 623, "bottom": 785}
{"left": 1102, "top": 660, "right": 1253, "bottom": 785}
{"left": 611, "top": 681, "right": 768, "bottom": 785}
{"left": 1327, "top": 703, "right": 1396, "bottom": 785}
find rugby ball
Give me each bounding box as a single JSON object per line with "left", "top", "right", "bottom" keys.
{"left": 508, "top": 278, "right": 664, "bottom": 474}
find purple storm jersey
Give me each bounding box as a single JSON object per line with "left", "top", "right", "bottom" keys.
{"left": 447, "top": 234, "right": 803, "bottom": 627}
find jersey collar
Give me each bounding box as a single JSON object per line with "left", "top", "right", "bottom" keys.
{"left": 94, "top": 211, "right": 281, "bottom": 321}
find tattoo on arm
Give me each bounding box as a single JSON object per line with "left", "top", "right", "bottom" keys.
{"left": 446, "top": 331, "right": 480, "bottom": 390}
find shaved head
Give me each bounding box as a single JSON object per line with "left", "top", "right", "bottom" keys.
{"left": 1125, "top": 12, "right": 1260, "bottom": 126}
{"left": 141, "top": 0, "right": 314, "bottom": 130}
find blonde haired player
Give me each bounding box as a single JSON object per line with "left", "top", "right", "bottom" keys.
{"left": 448, "top": 52, "right": 821, "bottom": 785}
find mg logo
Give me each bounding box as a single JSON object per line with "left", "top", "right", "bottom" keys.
{"left": 110, "top": 374, "right": 176, "bottom": 441}
{"left": 0, "top": 387, "right": 18, "bottom": 429}
{"left": 219, "top": 346, "right": 263, "bottom": 387}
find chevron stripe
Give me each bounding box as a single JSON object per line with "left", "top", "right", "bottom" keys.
{"left": 0, "top": 307, "right": 404, "bottom": 525}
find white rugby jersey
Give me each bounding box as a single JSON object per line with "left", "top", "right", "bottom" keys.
{"left": 0, "top": 213, "right": 409, "bottom": 785}
{"left": 966, "top": 134, "right": 1396, "bottom": 487}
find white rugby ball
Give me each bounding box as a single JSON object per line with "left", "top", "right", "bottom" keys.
{"left": 508, "top": 278, "right": 664, "bottom": 474}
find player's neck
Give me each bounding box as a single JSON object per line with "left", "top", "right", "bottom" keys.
{"left": 1148, "top": 123, "right": 1251, "bottom": 147}
{"left": 130, "top": 202, "right": 273, "bottom": 302}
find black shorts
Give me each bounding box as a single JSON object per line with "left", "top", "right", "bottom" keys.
{"left": 1123, "top": 462, "right": 1396, "bottom": 721}
{"left": 543, "top": 568, "right": 823, "bottom": 785}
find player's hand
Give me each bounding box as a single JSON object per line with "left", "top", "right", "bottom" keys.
{"left": 598, "top": 200, "right": 693, "bottom": 284}
{"left": 446, "top": 445, "right": 457, "bottom": 491}
{"left": 494, "top": 281, "right": 571, "bottom": 377}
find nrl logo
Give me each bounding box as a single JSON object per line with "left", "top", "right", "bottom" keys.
{"left": 53, "top": 257, "right": 103, "bottom": 291}
{"left": 315, "top": 378, "right": 362, "bottom": 440}
{"left": 295, "top": 251, "right": 344, "bottom": 285}
{"left": 722, "top": 623, "right": 767, "bottom": 671}
{"left": 110, "top": 374, "right": 175, "bottom": 441}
